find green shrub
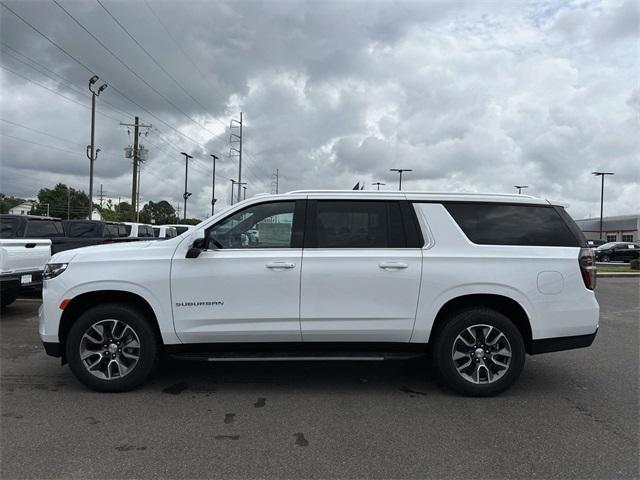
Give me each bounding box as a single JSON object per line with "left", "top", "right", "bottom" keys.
{"left": 630, "top": 259, "right": 640, "bottom": 270}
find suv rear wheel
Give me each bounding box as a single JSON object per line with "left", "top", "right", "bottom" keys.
{"left": 433, "top": 308, "right": 525, "bottom": 396}
{"left": 65, "top": 303, "right": 159, "bottom": 392}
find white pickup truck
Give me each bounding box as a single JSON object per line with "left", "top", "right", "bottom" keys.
{"left": 0, "top": 239, "right": 51, "bottom": 308}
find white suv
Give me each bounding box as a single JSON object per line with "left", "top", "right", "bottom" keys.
{"left": 39, "top": 191, "right": 599, "bottom": 396}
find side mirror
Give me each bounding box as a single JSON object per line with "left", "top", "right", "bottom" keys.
{"left": 186, "top": 230, "right": 206, "bottom": 258}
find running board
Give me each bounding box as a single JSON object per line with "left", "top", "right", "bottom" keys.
{"left": 170, "top": 351, "right": 423, "bottom": 362}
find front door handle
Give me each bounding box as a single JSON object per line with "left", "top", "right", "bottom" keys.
{"left": 266, "top": 261, "right": 296, "bottom": 269}
{"left": 379, "top": 261, "right": 408, "bottom": 270}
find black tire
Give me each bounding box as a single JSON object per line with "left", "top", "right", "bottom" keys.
{"left": 1, "top": 290, "right": 18, "bottom": 310}
{"left": 65, "top": 303, "right": 159, "bottom": 392}
{"left": 601, "top": 254, "right": 610, "bottom": 262}
{"left": 432, "top": 308, "right": 525, "bottom": 397}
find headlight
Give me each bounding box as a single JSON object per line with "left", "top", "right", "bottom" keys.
{"left": 43, "top": 263, "right": 68, "bottom": 280}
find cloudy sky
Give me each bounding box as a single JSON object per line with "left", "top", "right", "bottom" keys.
{"left": 0, "top": 0, "right": 638, "bottom": 220}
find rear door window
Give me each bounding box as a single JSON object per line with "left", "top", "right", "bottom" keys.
{"left": 25, "top": 220, "right": 64, "bottom": 238}
{"left": 308, "top": 201, "right": 406, "bottom": 248}
{"left": 444, "top": 203, "right": 580, "bottom": 247}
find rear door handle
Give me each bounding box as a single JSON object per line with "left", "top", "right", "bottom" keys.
{"left": 379, "top": 262, "right": 408, "bottom": 270}
{"left": 266, "top": 261, "right": 296, "bottom": 269}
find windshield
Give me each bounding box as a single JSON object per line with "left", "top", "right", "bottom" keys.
{"left": 596, "top": 242, "right": 617, "bottom": 250}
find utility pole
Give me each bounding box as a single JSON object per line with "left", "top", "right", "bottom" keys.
{"left": 87, "top": 75, "right": 107, "bottom": 218}
{"left": 275, "top": 168, "right": 279, "bottom": 194}
{"left": 230, "top": 112, "right": 243, "bottom": 203}
{"left": 121, "top": 117, "right": 151, "bottom": 220}
{"left": 592, "top": 172, "right": 614, "bottom": 240}
{"left": 390, "top": 168, "right": 412, "bottom": 191}
{"left": 514, "top": 185, "right": 529, "bottom": 195}
{"left": 210, "top": 154, "right": 218, "bottom": 216}
{"left": 372, "top": 182, "right": 385, "bottom": 190}
{"left": 98, "top": 184, "right": 105, "bottom": 207}
{"left": 181, "top": 152, "right": 193, "bottom": 220}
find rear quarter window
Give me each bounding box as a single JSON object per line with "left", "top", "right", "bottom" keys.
{"left": 0, "top": 218, "right": 18, "bottom": 238}
{"left": 67, "top": 222, "right": 98, "bottom": 237}
{"left": 443, "top": 203, "right": 581, "bottom": 247}
{"left": 104, "top": 224, "right": 120, "bottom": 237}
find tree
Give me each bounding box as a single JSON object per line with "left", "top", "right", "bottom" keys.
{"left": 0, "top": 194, "right": 25, "bottom": 214}
{"left": 140, "top": 200, "right": 178, "bottom": 224}
{"left": 181, "top": 217, "right": 202, "bottom": 225}
{"left": 33, "top": 184, "right": 90, "bottom": 219}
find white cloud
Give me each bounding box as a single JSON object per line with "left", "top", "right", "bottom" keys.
{"left": 0, "top": 0, "right": 638, "bottom": 220}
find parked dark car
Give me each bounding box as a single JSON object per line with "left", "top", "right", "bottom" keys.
{"left": 595, "top": 242, "right": 640, "bottom": 262}
{"left": 0, "top": 215, "right": 65, "bottom": 240}
{"left": 0, "top": 215, "right": 140, "bottom": 255}
{"left": 587, "top": 239, "right": 607, "bottom": 248}
{"left": 59, "top": 220, "right": 139, "bottom": 253}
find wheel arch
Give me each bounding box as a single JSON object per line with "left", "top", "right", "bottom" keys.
{"left": 429, "top": 294, "right": 533, "bottom": 353}
{"left": 58, "top": 290, "right": 164, "bottom": 354}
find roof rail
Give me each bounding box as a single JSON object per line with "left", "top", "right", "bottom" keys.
{"left": 286, "top": 189, "right": 534, "bottom": 199}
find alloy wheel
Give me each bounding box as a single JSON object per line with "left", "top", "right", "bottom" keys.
{"left": 451, "top": 324, "right": 512, "bottom": 384}
{"left": 79, "top": 319, "right": 141, "bottom": 380}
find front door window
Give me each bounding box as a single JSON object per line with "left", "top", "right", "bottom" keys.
{"left": 206, "top": 202, "right": 295, "bottom": 249}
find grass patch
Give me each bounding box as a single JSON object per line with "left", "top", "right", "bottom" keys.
{"left": 597, "top": 265, "right": 636, "bottom": 273}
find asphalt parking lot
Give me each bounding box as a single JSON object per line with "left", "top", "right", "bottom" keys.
{"left": 1, "top": 279, "right": 638, "bottom": 479}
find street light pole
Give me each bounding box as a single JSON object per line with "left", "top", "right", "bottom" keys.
{"left": 230, "top": 179, "right": 237, "bottom": 205}
{"left": 87, "top": 75, "right": 107, "bottom": 218}
{"left": 180, "top": 152, "right": 193, "bottom": 220}
{"left": 372, "top": 182, "right": 385, "bottom": 190}
{"left": 514, "top": 185, "right": 529, "bottom": 194}
{"left": 390, "top": 169, "right": 412, "bottom": 191}
{"left": 210, "top": 154, "right": 218, "bottom": 216}
{"left": 592, "top": 171, "right": 614, "bottom": 240}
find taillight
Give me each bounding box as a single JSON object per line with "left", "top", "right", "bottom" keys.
{"left": 579, "top": 247, "right": 596, "bottom": 290}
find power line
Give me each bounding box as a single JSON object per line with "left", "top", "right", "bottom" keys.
{"left": 0, "top": 2, "right": 215, "bottom": 154}
{"left": 0, "top": 118, "right": 84, "bottom": 148}
{"left": 0, "top": 41, "right": 133, "bottom": 120}
{"left": 143, "top": 0, "right": 210, "bottom": 87}
{"left": 53, "top": 0, "right": 222, "bottom": 140}
{"left": 0, "top": 64, "right": 120, "bottom": 122}
{"left": 1, "top": 131, "right": 83, "bottom": 156}
{"left": 1, "top": 1, "right": 268, "bottom": 188}
{"left": 0, "top": 1, "right": 96, "bottom": 73}
{"left": 96, "top": 0, "right": 213, "bottom": 116}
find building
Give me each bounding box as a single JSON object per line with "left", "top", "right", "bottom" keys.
{"left": 8, "top": 201, "right": 36, "bottom": 215}
{"left": 575, "top": 215, "right": 640, "bottom": 243}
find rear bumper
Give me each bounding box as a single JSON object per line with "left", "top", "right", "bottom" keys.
{"left": 529, "top": 329, "right": 597, "bottom": 355}
{"left": 0, "top": 270, "right": 43, "bottom": 291}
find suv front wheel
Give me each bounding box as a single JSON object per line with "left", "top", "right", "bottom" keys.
{"left": 433, "top": 308, "right": 525, "bottom": 396}
{"left": 66, "top": 303, "right": 159, "bottom": 392}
